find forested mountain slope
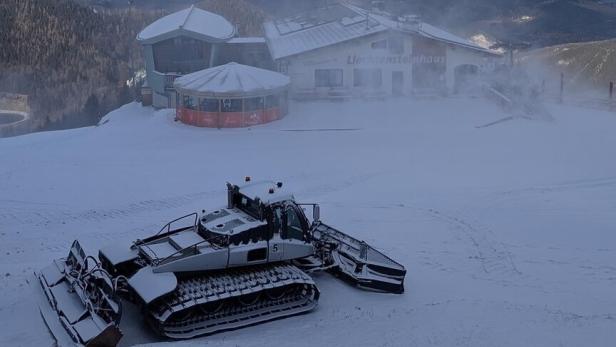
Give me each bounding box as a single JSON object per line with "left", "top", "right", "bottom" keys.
{"left": 0, "top": 0, "right": 264, "bottom": 131}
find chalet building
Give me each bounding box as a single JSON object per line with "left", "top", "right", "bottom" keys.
{"left": 138, "top": 3, "right": 501, "bottom": 109}
{"left": 263, "top": 3, "right": 501, "bottom": 99}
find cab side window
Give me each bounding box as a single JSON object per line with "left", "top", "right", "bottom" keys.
{"left": 272, "top": 208, "right": 283, "bottom": 235}
{"left": 285, "top": 207, "right": 305, "bottom": 241}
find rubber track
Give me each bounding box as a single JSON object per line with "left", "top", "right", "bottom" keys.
{"left": 147, "top": 264, "right": 319, "bottom": 338}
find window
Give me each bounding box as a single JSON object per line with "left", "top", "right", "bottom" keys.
{"left": 353, "top": 69, "right": 382, "bottom": 88}
{"left": 153, "top": 36, "right": 210, "bottom": 74}
{"left": 284, "top": 207, "right": 304, "bottom": 241}
{"left": 265, "top": 94, "right": 280, "bottom": 108}
{"left": 277, "top": 60, "right": 289, "bottom": 74}
{"left": 315, "top": 69, "right": 343, "bottom": 88}
{"left": 199, "top": 98, "right": 219, "bottom": 112}
{"left": 371, "top": 39, "right": 387, "bottom": 50}
{"left": 272, "top": 208, "right": 283, "bottom": 234}
{"left": 183, "top": 95, "right": 196, "bottom": 110}
{"left": 244, "top": 97, "right": 264, "bottom": 111}
{"left": 221, "top": 98, "right": 242, "bottom": 112}
{"left": 388, "top": 37, "right": 404, "bottom": 54}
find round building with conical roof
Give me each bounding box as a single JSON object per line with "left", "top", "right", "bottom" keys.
{"left": 173, "top": 63, "right": 290, "bottom": 128}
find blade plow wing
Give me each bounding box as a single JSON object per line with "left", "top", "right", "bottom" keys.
{"left": 312, "top": 222, "right": 406, "bottom": 294}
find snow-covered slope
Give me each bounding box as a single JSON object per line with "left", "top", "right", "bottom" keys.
{"left": 1, "top": 98, "right": 615, "bottom": 346}
{"left": 521, "top": 39, "right": 616, "bottom": 94}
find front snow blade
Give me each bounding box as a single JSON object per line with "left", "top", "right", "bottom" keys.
{"left": 35, "top": 240, "right": 123, "bottom": 347}
{"left": 312, "top": 222, "right": 406, "bottom": 294}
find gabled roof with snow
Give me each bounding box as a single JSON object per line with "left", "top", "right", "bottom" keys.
{"left": 173, "top": 62, "right": 290, "bottom": 97}
{"left": 263, "top": 3, "right": 500, "bottom": 60}
{"left": 349, "top": 4, "right": 500, "bottom": 56}
{"left": 264, "top": 4, "right": 388, "bottom": 60}
{"left": 137, "top": 6, "right": 236, "bottom": 45}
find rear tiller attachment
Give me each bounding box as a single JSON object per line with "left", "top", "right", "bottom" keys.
{"left": 36, "top": 241, "right": 123, "bottom": 346}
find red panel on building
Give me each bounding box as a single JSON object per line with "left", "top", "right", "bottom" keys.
{"left": 177, "top": 107, "right": 284, "bottom": 128}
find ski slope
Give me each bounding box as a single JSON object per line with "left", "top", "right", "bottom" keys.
{"left": 0, "top": 98, "right": 615, "bottom": 346}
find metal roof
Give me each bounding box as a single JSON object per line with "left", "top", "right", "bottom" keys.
{"left": 264, "top": 4, "right": 388, "bottom": 60}
{"left": 263, "top": 3, "right": 500, "bottom": 60}
{"left": 352, "top": 4, "right": 500, "bottom": 55}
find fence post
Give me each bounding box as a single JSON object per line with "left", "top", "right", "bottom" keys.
{"left": 559, "top": 73, "right": 564, "bottom": 104}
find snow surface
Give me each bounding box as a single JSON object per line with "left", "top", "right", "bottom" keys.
{"left": 137, "top": 6, "right": 235, "bottom": 44}
{"left": 174, "top": 62, "right": 290, "bottom": 97}
{"left": 1, "top": 98, "right": 615, "bottom": 346}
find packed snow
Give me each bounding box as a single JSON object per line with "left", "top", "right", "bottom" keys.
{"left": 0, "top": 97, "right": 615, "bottom": 346}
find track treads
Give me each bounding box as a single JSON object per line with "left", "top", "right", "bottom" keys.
{"left": 147, "top": 264, "right": 319, "bottom": 338}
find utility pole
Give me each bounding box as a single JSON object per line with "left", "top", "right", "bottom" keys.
{"left": 610, "top": 82, "right": 614, "bottom": 111}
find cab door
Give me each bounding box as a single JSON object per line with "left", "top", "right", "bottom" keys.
{"left": 268, "top": 207, "right": 284, "bottom": 261}
{"left": 281, "top": 204, "right": 314, "bottom": 260}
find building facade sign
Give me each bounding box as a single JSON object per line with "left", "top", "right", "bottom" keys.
{"left": 346, "top": 55, "right": 446, "bottom": 65}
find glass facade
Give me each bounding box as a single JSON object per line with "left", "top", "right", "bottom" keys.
{"left": 153, "top": 36, "right": 211, "bottom": 74}
{"left": 177, "top": 91, "right": 288, "bottom": 128}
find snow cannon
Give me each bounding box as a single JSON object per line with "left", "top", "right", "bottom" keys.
{"left": 35, "top": 180, "right": 406, "bottom": 346}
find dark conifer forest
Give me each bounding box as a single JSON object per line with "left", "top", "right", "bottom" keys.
{"left": 0, "top": 0, "right": 264, "bottom": 130}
